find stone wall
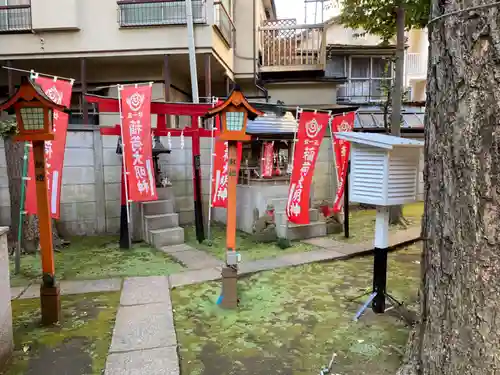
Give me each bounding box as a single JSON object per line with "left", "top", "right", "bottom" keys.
{"left": 0, "top": 129, "right": 423, "bottom": 236}
{"left": 0, "top": 227, "right": 13, "bottom": 368}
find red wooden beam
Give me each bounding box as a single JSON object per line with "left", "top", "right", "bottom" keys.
{"left": 100, "top": 125, "right": 214, "bottom": 138}
{"left": 85, "top": 95, "right": 212, "bottom": 116}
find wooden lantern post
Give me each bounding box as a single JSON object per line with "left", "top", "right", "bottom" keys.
{"left": 204, "top": 86, "right": 263, "bottom": 309}
{"left": 0, "top": 77, "right": 66, "bottom": 325}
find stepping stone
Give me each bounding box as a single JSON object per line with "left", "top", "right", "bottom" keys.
{"left": 10, "top": 286, "right": 28, "bottom": 300}
{"left": 169, "top": 267, "right": 222, "bottom": 288}
{"left": 161, "top": 245, "right": 221, "bottom": 270}
{"left": 120, "top": 277, "right": 170, "bottom": 306}
{"left": 17, "top": 279, "right": 123, "bottom": 300}
{"left": 105, "top": 347, "right": 179, "bottom": 375}
{"left": 302, "top": 237, "right": 345, "bottom": 248}
{"left": 110, "top": 302, "right": 176, "bottom": 353}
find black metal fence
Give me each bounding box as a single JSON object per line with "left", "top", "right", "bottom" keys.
{"left": 117, "top": 0, "right": 207, "bottom": 27}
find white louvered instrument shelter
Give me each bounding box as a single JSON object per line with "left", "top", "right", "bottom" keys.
{"left": 334, "top": 132, "right": 424, "bottom": 206}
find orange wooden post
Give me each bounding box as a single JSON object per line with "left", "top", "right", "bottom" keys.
{"left": 225, "top": 141, "right": 238, "bottom": 252}
{"left": 0, "top": 77, "right": 65, "bottom": 326}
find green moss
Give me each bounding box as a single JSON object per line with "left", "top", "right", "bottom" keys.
{"left": 171, "top": 244, "right": 422, "bottom": 375}
{"left": 10, "top": 236, "right": 183, "bottom": 287}
{"left": 184, "top": 223, "right": 318, "bottom": 261}
{"left": 332, "top": 203, "right": 424, "bottom": 244}
{"left": 2, "top": 292, "right": 120, "bottom": 375}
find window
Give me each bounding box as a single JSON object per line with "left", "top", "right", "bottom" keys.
{"left": 118, "top": 0, "right": 206, "bottom": 27}
{"left": 0, "top": 0, "right": 31, "bottom": 33}
{"left": 337, "top": 56, "right": 393, "bottom": 103}
{"left": 325, "top": 55, "right": 346, "bottom": 77}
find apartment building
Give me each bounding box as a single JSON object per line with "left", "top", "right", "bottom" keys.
{"left": 405, "top": 28, "right": 428, "bottom": 102}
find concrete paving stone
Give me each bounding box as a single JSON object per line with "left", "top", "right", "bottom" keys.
{"left": 160, "top": 244, "right": 194, "bottom": 254}
{"left": 110, "top": 302, "right": 176, "bottom": 353}
{"left": 239, "top": 257, "right": 291, "bottom": 275}
{"left": 17, "top": 279, "right": 123, "bottom": 300}
{"left": 10, "top": 286, "right": 28, "bottom": 300}
{"left": 120, "top": 277, "right": 170, "bottom": 306}
{"left": 302, "top": 237, "right": 346, "bottom": 248}
{"left": 278, "top": 249, "right": 345, "bottom": 267}
{"left": 170, "top": 250, "right": 221, "bottom": 270}
{"left": 169, "top": 267, "right": 222, "bottom": 288}
{"left": 61, "top": 279, "right": 122, "bottom": 295}
{"left": 105, "top": 347, "right": 179, "bottom": 375}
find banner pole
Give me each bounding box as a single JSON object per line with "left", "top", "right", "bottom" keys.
{"left": 207, "top": 97, "right": 217, "bottom": 244}
{"left": 117, "top": 85, "right": 132, "bottom": 247}
{"left": 15, "top": 142, "right": 30, "bottom": 274}
{"left": 285, "top": 107, "right": 302, "bottom": 240}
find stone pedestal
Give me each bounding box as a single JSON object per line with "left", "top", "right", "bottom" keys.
{"left": 40, "top": 284, "right": 61, "bottom": 326}
{"left": 220, "top": 267, "right": 238, "bottom": 309}
{"left": 0, "top": 227, "right": 13, "bottom": 369}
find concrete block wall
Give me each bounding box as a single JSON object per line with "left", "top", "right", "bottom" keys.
{"left": 0, "top": 227, "right": 13, "bottom": 368}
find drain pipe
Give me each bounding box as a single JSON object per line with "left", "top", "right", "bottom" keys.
{"left": 186, "top": 0, "right": 200, "bottom": 103}
{"left": 253, "top": 0, "right": 269, "bottom": 102}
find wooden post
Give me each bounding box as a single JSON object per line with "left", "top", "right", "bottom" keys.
{"left": 33, "top": 140, "right": 60, "bottom": 325}
{"left": 81, "top": 58, "right": 89, "bottom": 125}
{"left": 191, "top": 116, "right": 205, "bottom": 243}
{"left": 204, "top": 54, "right": 212, "bottom": 101}
{"left": 6, "top": 60, "right": 14, "bottom": 96}
{"left": 164, "top": 55, "right": 172, "bottom": 127}
{"left": 221, "top": 141, "right": 238, "bottom": 309}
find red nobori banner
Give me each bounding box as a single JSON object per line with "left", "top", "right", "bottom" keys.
{"left": 286, "top": 111, "right": 330, "bottom": 224}
{"left": 332, "top": 112, "right": 355, "bottom": 212}
{"left": 261, "top": 142, "right": 274, "bottom": 178}
{"left": 25, "top": 76, "right": 73, "bottom": 219}
{"left": 120, "top": 84, "right": 157, "bottom": 202}
{"left": 211, "top": 116, "right": 243, "bottom": 208}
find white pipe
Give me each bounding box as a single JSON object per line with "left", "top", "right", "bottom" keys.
{"left": 185, "top": 0, "right": 200, "bottom": 103}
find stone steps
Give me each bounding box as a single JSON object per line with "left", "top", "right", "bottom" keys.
{"left": 274, "top": 208, "right": 326, "bottom": 240}
{"left": 140, "top": 188, "right": 185, "bottom": 248}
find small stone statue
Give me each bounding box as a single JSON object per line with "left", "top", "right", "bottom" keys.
{"left": 251, "top": 204, "right": 277, "bottom": 243}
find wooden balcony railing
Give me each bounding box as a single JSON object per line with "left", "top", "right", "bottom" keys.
{"left": 0, "top": 2, "right": 31, "bottom": 33}
{"left": 117, "top": 0, "right": 206, "bottom": 27}
{"left": 259, "top": 19, "right": 326, "bottom": 73}
{"left": 214, "top": 1, "right": 234, "bottom": 47}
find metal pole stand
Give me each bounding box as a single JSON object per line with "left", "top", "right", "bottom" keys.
{"left": 352, "top": 206, "right": 404, "bottom": 321}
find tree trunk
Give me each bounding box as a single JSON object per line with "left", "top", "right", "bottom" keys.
{"left": 390, "top": 6, "right": 405, "bottom": 225}
{"left": 398, "top": 1, "right": 500, "bottom": 374}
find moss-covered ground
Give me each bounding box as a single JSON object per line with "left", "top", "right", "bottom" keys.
{"left": 1, "top": 292, "right": 120, "bottom": 375}
{"left": 10, "top": 236, "right": 183, "bottom": 287}
{"left": 185, "top": 224, "right": 318, "bottom": 261}
{"left": 332, "top": 203, "right": 424, "bottom": 244}
{"left": 171, "top": 243, "right": 422, "bottom": 375}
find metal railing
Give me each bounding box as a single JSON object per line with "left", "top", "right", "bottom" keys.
{"left": 117, "top": 0, "right": 207, "bottom": 27}
{"left": 213, "top": 1, "right": 234, "bottom": 47}
{"left": 0, "top": 2, "right": 31, "bottom": 33}
{"left": 406, "top": 52, "right": 426, "bottom": 77}
{"left": 259, "top": 20, "right": 326, "bottom": 72}
{"left": 337, "top": 79, "right": 393, "bottom": 103}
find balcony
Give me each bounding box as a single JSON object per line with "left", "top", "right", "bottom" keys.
{"left": 214, "top": 1, "right": 234, "bottom": 47}
{"left": 0, "top": 2, "right": 31, "bottom": 33}
{"left": 259, "top": 19, "right": 326, "bottom": 73}
{"left": 117, "top": 0, "right": 206, "bottom": 28}
{"left": 406, "top": 52, "right": 426, "bottom": 79}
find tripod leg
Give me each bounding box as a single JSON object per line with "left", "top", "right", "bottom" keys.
{"left": 353, "top": 292, "right": 377, "bottom": 321}
{"left": 386, "top": 293, "right": 404, "bottom": 307}
{"left": 345, "top": 288, "right": 372, "bottom": 303}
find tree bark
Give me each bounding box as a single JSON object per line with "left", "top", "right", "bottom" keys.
{"left": 390, "top": 6, "right": 405, "bottom": 225}
{"left": 398, "top": 1, "right": 500, "bottom": 374}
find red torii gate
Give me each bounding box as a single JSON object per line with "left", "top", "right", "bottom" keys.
{"left": 85, "top": 94, "right": 214, "bottom": 245}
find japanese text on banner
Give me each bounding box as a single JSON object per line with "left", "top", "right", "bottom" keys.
{"left": 120, "top": 85, "right": 158, "bottom": 202}
{"left": 286, "top": 111, "right": 329, "bottom": 224}
{"left": 211, "top": 116, "right": 243, "bottom": 208}
{"left": 261, "top": 142, "right": 274, "bottom": 178}
{"left": 332, "top": 112, "right": 355, "bottom": 212}
{"left": 25, "top": 77, "right": 73, "bottom": 219}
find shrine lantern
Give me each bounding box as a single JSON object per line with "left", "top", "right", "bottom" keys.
{"left": 0, "top": 76, "right": 65, "bottom": 141}
{"left": 205, "top": 85, "right": 264, "bottom": 142}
